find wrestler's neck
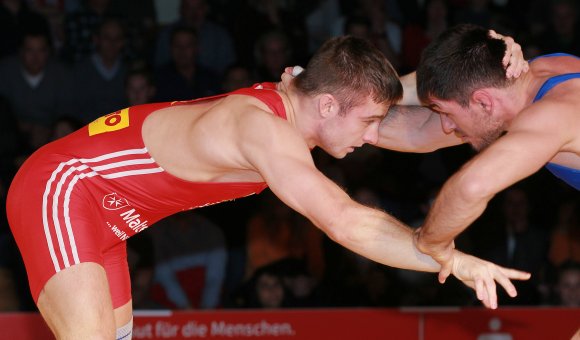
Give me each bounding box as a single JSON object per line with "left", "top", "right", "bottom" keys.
{"left": 276, "top": 82, "right": 318, "bottom": 149}
{"left": 491, "top": 71, "right": 536, "bottom": 122}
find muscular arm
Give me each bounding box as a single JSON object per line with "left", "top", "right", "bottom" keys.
{"left": 377, "top": 30, "right": 529, "bottom": 153}
{"left": 240, "top": 112, "right": 439, "bottom": 271}
{"left": 377, "top": 71, "right": 462, "bottom": 152}
{"left": 417, "top": 105, "right": 571, "bottom": 257}
{"left": 377, "top": 104, "right": 462, "bottom": 152}
{"left": 236, "top": 110, "right": 529, "bottom": 309}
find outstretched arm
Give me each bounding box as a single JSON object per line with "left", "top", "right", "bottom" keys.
{"left": 414, "top": 104, "right": 570, "bottom": 283}
{"left": 240, "top": 111, "right": 530, "bottom": 308}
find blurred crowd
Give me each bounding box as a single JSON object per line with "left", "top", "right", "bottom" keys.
{"left": 0, "top": 0, "right": 579, "bottom": 312}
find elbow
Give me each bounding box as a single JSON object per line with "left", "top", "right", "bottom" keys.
{"left": 322, "top": 204, "right": 372, "bottom": 248}
{"left": 323, "top": 215, "right": 352, "bottom": 245}
{"left": 454, "top": 171, "right": 497, "bottom": 204}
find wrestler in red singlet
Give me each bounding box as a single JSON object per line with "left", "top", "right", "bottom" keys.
{"left": 6, "top": 83, "right": 286, "bottom": 308}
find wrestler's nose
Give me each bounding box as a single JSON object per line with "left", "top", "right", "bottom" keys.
{"left": 363, "top": 125, "right": 379, "bottom": 145}
{"left": 440, "top": 115, "right": 456, "bottom": 134}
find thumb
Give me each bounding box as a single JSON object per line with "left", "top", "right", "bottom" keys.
{"left": 438, "top": 263, "right": 452, "bottom": 284}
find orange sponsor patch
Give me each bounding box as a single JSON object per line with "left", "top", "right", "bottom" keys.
{"left": 88, "top": 108, "right": 130, "bottom": 136}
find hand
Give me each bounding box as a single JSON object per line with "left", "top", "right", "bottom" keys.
{"left": 280, "top": 65, "right": 304, "bottom": 86}
{"left": 413, "top": 228, "right": 455, "bottom": 284}
{"left": 489, "top": 30, "right": 529, "bottom": 78}
{"left": 451, "top": 250, "right": 531, "bottom": 309}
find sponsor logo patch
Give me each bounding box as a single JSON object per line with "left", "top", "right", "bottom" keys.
{"left": 103, "top": 192, "right": 151, "bottom": 238}
{"left": 102, "top": 192, "right": 130, "bottom": 210}
{"left": 88, "top": 108, "right": 130, "bottom": 136}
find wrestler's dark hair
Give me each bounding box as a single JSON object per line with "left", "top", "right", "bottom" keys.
{"left": 416, "top": 24, "right": 511, "bottom": 108}
{"left": 293, "top": 36, "right": 402, "bottom": 115}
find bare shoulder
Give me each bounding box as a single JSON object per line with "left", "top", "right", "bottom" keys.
{"left": 213, "top": 94, "right": 311, "bottom": 165}
{"left": 512, "top": 94, "right": 579, "bottom": 152}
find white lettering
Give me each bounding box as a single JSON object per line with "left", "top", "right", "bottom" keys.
{"left": 210, "top": 320, "right": 295, "bottom": 337}
{"left": 181, "top": 321, "right": 208, "bottom": 337}
{"left": 119, "top": 208, "right": 149, "bottom": 233}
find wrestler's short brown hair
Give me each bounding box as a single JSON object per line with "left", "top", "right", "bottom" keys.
{"left": 294, "top": 36, "right": 402, "bottom": 114}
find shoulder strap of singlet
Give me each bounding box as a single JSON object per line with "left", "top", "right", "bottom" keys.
{"left": 169, "top": 83, "right": 287, "bottom": 120}
{"left": 530, "top": 53, "right": 580, "bottom": 102}
{"left": 533, "top": 73, "right": 580, "bottom": 102}
{"left": 230, "top": 83, "right": 287, "bottom": 120}
{"left": 528, "top": 52, "right": 578, "bottom": 63}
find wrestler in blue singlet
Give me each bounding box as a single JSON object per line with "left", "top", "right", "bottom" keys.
{"left": 530, "top": 53, "right": 580, "bottom": 190}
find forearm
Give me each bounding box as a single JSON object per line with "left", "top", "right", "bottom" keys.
{"left": 378, "top": 105, "right": 461, "bottom": 152}
{"left": 332, "top": 206, "right": 440, "bottom": 272}
{"left": 398, "top": 72, "right": 420, "bottom": 105}
{"left": 419, "top": 174, "right": 491, "bottom": 250}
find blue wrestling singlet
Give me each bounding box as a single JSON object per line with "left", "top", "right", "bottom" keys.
{"left": 530, "top": 53, "right": 580, "bottom": 190}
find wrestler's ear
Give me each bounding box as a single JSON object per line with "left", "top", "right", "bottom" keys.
{"left": 471, "top": 90, "right": 494, "bottom": 115}
{"left": 318, "top": 94, "right": 337, "bottom": 118}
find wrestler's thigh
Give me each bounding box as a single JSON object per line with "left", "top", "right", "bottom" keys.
{"left": 37, "top": 262, "right": 116, "bottom": 339}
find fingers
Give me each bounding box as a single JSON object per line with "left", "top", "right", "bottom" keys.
{"left": 438, "top": 262, "right": 452, "bottom": 284}
{"left": 483, "top": 276, "right": 498, "bottom": 309}
{"left": 292, "top": 65, "right": 305, "bottom": 76}
{"left": 501, "top": 35, "right": 515, "bottom": 67}
{"left": 496, "top": 267, "right": 531, "bottom": 297}
{"left": 502, "top": 268, "right": 532, "bottom": 281}
{"left": 281, "top": 66, "right": 305, "bottom": 85}
{"left": 281, "top": 72, "right": 293, "bottom": 84}
{"left": 495, "top": 273, "right": 518, "bottom": 298}
{"left": 473, "top": 276, "right": 497, "bottom": 309}
{"left": 490, "top": 29, "right": 529, "bottom": 79}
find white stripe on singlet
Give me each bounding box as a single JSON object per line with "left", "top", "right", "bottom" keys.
{"left": 42, "top": 148, "right": 164, "bottom": 272}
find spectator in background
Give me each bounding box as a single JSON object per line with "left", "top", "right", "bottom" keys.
{"left": 0, "top": 27, "right": 74, "bottom": 149}
{"left": 244, "top": 190, "right": 325, "bottom": 283}
{"left": 0, "top": 0, "right": 49, "bottom": 59}
{"left": 553, "top": 261, "right": 580, "bottom": 307}
{"left": 233, "top": 0, "right": 308, "bottom": 67}
{"left": 221, "top": 63, "right": 254, "bottom": 93}
{"left": 60, "top": 0, "right": 111, "bottom": 64}
{"left": 401, "top": 0, "right": 450, "bottom": 73}
{"left": 304, "top": 0, "right": 341, "bottom": 55}
{"left": 127, "top": 231, "right": 162, "bottom": 310}
{"left": 49, "top": 116, "right": 82, "bottom": 141}
{"left": 274, "top": 258, "right": 322, "bottom": 308}
{"left": 26, "top": 0, "right": 69, "bottom": 54}
{"left": 481, "top": 186, "right": 549, "bottom": 305}
{"left": 332, "top": 0, "right": 402, "bottom": 71}
{"left": 0, "top": 97, "right": 28, "bottom": 171}
{"left": 72, "top": 17, "right": 127, "bottom": 123}
{"left": 125, "top": 64, "right": 156, "bottom": 106}
{"left": 154, "top": 0, "right": 235, "bottom": 76}
{"left": 154, "top": 26, "right": 220, "bottom": 102}
{"left": 0, "top": 178, "right": 19, "bottom": 311}
{"left": 106, "top": 0, "right": 157, "bottom": 63}
{"left": 531, "top": 0, "right": 580, "bottom": 56}
{"left": 239, "top": 261, "right": 290, "bottom": 309}
{"left": 150, "top": 211, "right": 227, "bottom": 310}
{"left": 251, "top": 30, "right": 294, "bottom": 83}
{"left": 453, "top": 0, "right": 494, "bottom": 28}
{"left": 548, "top": 198, "right": 580, "bottom": 267}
